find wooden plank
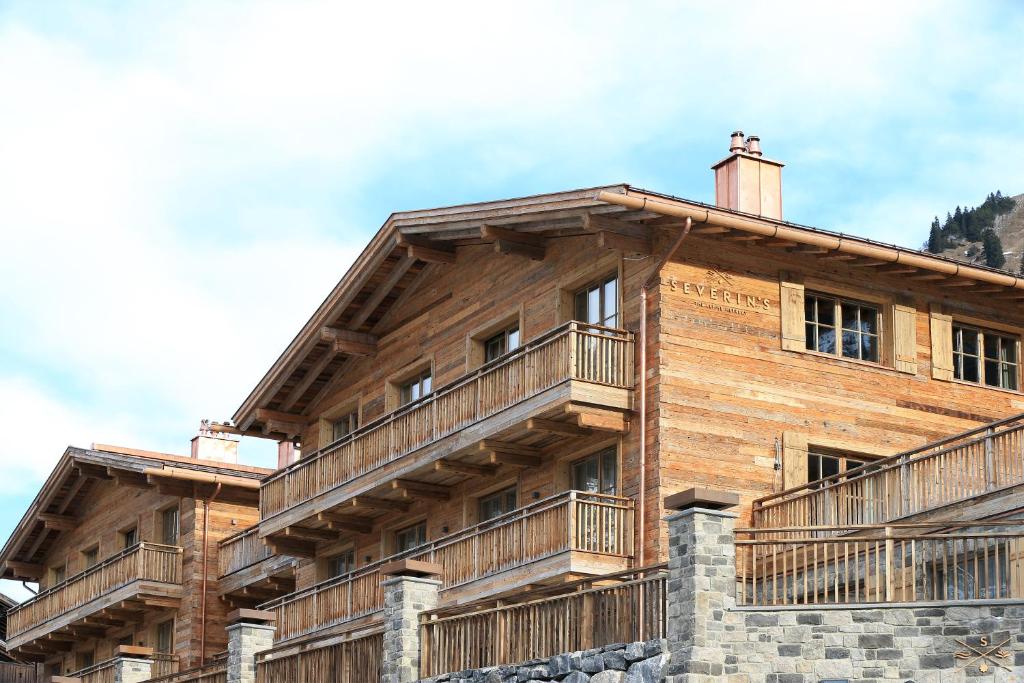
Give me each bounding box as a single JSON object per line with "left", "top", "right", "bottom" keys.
{"left": 596, "top": 231, "right": 651, "bottom": 255}
{"left": 582, "top": 213, "right": 648, "bottom": 239}
{"left": 434, "top": 460, "right": 498, "bottom": 477}
{"left": 391, "top": 479, "right": 451, "bottom": 501}
{"left": 494, "top": 239, "right": 545, "bottom": 261}
{"left": 348, "top": 253, "right": 417, "bottom": 330}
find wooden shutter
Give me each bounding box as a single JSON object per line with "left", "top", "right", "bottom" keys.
{"left": 892, "top": 304, "right": 918, "bottom": 375}
{"left": 929, "top": 308, "right": 954, "bottom": 381}
{"left": 782, "top": 431, "right": 808, "bottom": 490}
{"left": 779, "top": 276, "right": 806, "bottom": 352}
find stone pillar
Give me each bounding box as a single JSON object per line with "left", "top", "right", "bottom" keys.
{"left": 380, "top": 559, "right": 442, "bottom": 683}
{"left": 226, "top": 609, "right": 277, "bottom": 683}
{"left": 663, "top": 488, "right": 739, "bottom": 683}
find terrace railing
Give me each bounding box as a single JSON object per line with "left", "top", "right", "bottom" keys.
{"left": 6, "top": 543, "right": 182, "bottom": 639}
{"left": 260, "top": 491, "right": 634, "bottom": 642}
{"left": 736, "top": 520, "right": 1024, "bottom": 606}
{"left": 146, "top": 653, "right": 227, "bottom": 683}
{"left": 260, "top": 322, "right": 634, "bottom": 520}
{"left": 419, "top": 565, "right": 667, "bottom": 677}
{"left": 218, "top": 526, "right": 273, "bottom": 578}
{"left": 753, "top": 414, "right": 1024, "bottom": 532}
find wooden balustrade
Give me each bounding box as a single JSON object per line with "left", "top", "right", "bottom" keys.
{"left": 151, "top": 653, "right": 180, "bottom": 678}
{"left": 260, "top": 322, "right": 634, "bottom": 520}
{"left": 65, "top": 658, "right": 117, "bottom": 683}
{"left": 753, "top": 414, "right": 1024, "bottom": 531}
{"left": 261, "top": 491, "right": 635, "bottom": 642}
{"left": 419, "top": 565, "right": 667, "bottom": 678}
{"left": 0, "top": 663, "right": 41, "bottom": 683}
{"left": 218, "top": 526, "right": 273, "bottom": 577}
{"left": 146, "top": 654, "right": 226, "bottom": 683}
{"left": 736, "top": 521, "right": 1024, "bottom": 606}
{"left": 255, "top": 629, "right": 382, "bottom": 683}
{"left": 6, "top": 543, "right": 183, "bottom": 639}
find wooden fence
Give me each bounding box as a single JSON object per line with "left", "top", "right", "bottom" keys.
{"left": 260, "top": 322, "right": 634, "bottom": 519}
{"left": 419, "top": 565, "right": 667, "bottom": 677}
{"left": 218, "top": 526, "right": 273, "bottom": 577}
{"left": 150, "top": 653, "right": 180, "bottom": 678}
{"left": 0, "top": 663, "right": 41, "bottom": 683}
{"left": 753, "top": 414, "right": 1024, "bottom": 531}
{"left": 146, "top": 653, "right": 227, "bottom": 683}
{"left": 261, "top": 491, "right": 634, "bottom": 642}
{"left": 6, "top": 543, "right": 182, "bottom": 638}
{"left": 64, "top": 658, "right": 116, "bottom": 683}
{"left": 255, "top": 629, "right": 382, "bottom": 683}
{"left": 736, "top": 521, "right": 1024, "bottom": 606}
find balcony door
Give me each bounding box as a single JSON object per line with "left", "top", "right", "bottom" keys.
{"left": 570, "top": 448, "right": 621, "bottom": 554}
{"left": 574, "top": 275, "right": 619, "bottom": 328}
{"left": 571, "top": 447, "right": 618, "bottom": 495}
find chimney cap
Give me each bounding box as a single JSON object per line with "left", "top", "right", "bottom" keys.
{"left": 746, "top": 135, "right": 763, "bottom": 157}
{"left": 729, "top": 130, "right": 747, "bottom": 154}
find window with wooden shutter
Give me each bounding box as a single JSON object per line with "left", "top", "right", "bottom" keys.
{"left": 929, "top": 308, "right": 954, "bottom": 381}
{"left": 891, "top": 304, "right": 917, "bottom": 374}
{"left": 779, "top": 277, "right": 806, "bottom": 352}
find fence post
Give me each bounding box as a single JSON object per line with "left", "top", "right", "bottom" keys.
{"left": 380, "top": 559, "right": 442, "bottom": 683}
{"left": 663, "top": 488, "right": 739, "bottom": 682}
{"left": 984, "top": 427, "right": 996, "bottom": 490}
{"left": 226, "top": 609, "right": 276, "bottom": 683}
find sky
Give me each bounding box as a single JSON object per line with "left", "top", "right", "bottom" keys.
{"left": 1, "top": 0, "right": 1023, "bottom": 600}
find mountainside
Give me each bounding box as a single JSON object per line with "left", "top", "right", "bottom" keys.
{"left": 924, "top": 192, "right": 1023, "bottom": 274}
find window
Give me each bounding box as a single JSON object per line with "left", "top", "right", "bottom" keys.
{"left": 156, "top": 620, "right": 174, "bottom": 654}
{"left": 807, "top": 450, "right": 875, "bottom": 486}
{"left": 574, "top": 275, "right": 619, "bottom": 328}
{"left": 953, "top": 325, "right": 1019, "bottom": 390}
{"left": 122, "top": 527, "right": 138, "bottom": 548}
{"left": 484, "top": 325, "right": 521, "bottom": 363}
{"left": 571, "top": 448, "right": 618, "bottom": 495}
{"left": 479, "top": 487, "right": 517, "bottom": 521}
{"left": 326, "top": 551, "right": 355, "bottom": 579}
{"left": 76, "top": 651, "right": 94, "bottom": 670}
{"left": 332, "top": 411, "right": 359, "bottom": 442}
{"left": 82, "top": 547, "right": 98, "bottom": 569}
{"left": 394, "top": 522, "right": 427, "bottom": 553}
{"left": 804, "top": 293, "right": 879, "bottom": 362}
{"left": 399, "top": 370, "right": 432, "bottom": 406}
{"left": 50, "top": 564, "right": 66, "bottom": 585}
{"left": 161, "top": 507, "right": 179, "bottom": 546}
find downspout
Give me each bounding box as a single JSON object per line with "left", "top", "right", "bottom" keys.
{"left": 637, "top": 215, "right": 693, "bottom": 567}
{"left": 199, "top": 482, "right": 222, "bottom": 666}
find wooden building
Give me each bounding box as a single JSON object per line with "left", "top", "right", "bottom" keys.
{"left": 218, "top": 132, "right": 1024, "bottom": 673}
{"left": 0, "top": 434, "right": 271, "bottom": 680}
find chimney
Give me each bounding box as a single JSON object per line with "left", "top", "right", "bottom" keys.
{"left": 712, "top": 131, "right": 784, "bottom": 219}
{"left": 277, "top": 441, "right": 300, "bottom": 469}
{"left": 191, "top": 420, "right": 240, "bottom": 464}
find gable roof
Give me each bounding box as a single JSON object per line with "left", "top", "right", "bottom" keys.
{"left": 0, "top": 446, "right": 272, "bottom": 581}
{"left": 233, "top": 184, "right": 1024, "bottom": 438}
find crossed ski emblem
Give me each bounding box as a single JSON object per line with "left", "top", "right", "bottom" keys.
{"left": 954, "top": 636, "right": 1011, "bottom": 673}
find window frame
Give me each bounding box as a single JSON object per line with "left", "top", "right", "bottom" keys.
{"left": 806, "top": 448, "right": 880, "bottom": 488}
{"left": 331, "top": 410, "right": 360, "bottom": 442}
{"left": 570, "top": 447, "right": 619, "bottom": 496}
{"left": 393, "top": 522, "right": 427, "bottom": 554}
{"left": 573, "top": 273, "right": 620, "bottom": 329}
{"left": 160, "top": 505, "right": 180, "bottom": 547}
{"left": 81, "top": 545, "right": 99, "bottom": 570}
{"left": 952, "top": 323, "right": 1020, "bottom": 391}
{"left": 326, "top": 550, "right": 356, "bottom": 579}
{"left": 478, "top": 486, "right": 518, "bottom": 522}
{"left": 803, "top": 291, "right": 882, "bottom": 364}
{"left": 483, "top": 325, "right": 521, "bottom": 364}
{"left": 398, "top": 369, "right": 433, "bottom": 407}
{"left": 155, "top": 619, "right": 175, "bottom": 654}
{"left": 121, "top": 526, "right": 138, "bottom": 549}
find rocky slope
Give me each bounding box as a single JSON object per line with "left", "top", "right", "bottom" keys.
{"left": 932, "top": 192, "right": 1023, "bottom": 273}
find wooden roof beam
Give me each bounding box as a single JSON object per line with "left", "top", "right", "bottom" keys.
{"left": 763, "top": 239, "right": 799, "bottom": 248}
{"left": 596, "top": 230, "right": 651, "bottom": 256}
{"left": 494, "top": 239, "right": 545, "bottom": 261}
{"left": 346, "top": 496, "right": 412, "bottom": 513}
{"left": 817, "top": 252, "right": 859, "bottom": 262}
{"left": 75, "top": 462, "right": 113, "bottom": 480}
{"left": 266, "top": 536, "right": 317, "bottom": 559}
{"left": 316, "top": 512, "right": 373, "bottom": 534}
{"left": 481, "top": 224, "right": 546, "bottom": 248}
{"left": 526, "top": 418, "right": 590, "bottom": 438}
{"left": 565, "top": 404, "right": 629, "bottom": 433}
{"left": 908, "top": 273, "right": 948, "bottom": 281}
{"left": 488, "top": 451, "right": 542, "bottom": 468}
{"left": 722, "top": 231, "right": 763, "bottom": 242}
{"left": 347, "top": 253, "right": 416, "bottom": 330}
{"left": 396, "top": 233, "right": 455, "bottom": 264}
{"left": 283, "top": 526, "right": 338, "bottom": 542}
{"left": 278, "top": 346, "right": 338, "bottom": 413}
{"left": 876, "top": 265, "right": 920, "bottom": 275}
{"left": 39, "top": 513, "right": 77, "bottom": 531}
{"left": 846, "top": 259, "right": 891, "bottom": 268}
{"left": 107, "top": 467, "right": 150, "bottom": 488}
{"left": 391, "top": 479, "right": 450, "bottom": 501}
{"left": 434, "top": 460, "right": 498, "bottom": 477}
{"left": 4, "top": 560, "right": 44, "bottom": 580}
{"left": 939, "top": 279, "right": 977, "bottom": 288}
{"left": 478, "top": 440, "right": 540, "bottom": 457}
{"left": 320, "top": 328, "right": 378, "bottom": 357}
{"left": 583, "top": 213, "right": 648, "bottom": 240}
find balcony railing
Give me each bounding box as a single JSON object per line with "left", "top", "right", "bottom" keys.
{"left": 260, "top": 322, "right": 634, "bottom": 520}
{"left": 736, "top": 520, "right": 1024, "bottom": 606}
{"left": 147, "top": 653, "right": 227, "bottom": 683}
{"left": 65, "top": 657, "right": 117, "bottom": 683}
{"left": 218, "top": 526, "right": 273, "bottom": 577}
{"left": 256, "top": 629, "right": 382, "bottom": 683}
{"left": 261, "top": 491, "right": 634, "bottom": 642}
{"left": 753, "top": 413, "right": 1024, "bottom": 532}
{"left": 6, "top": 543, "right": 182, "bottom": 640}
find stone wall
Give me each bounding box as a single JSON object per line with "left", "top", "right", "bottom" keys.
{"left": 664, "top": 506, "right": 1024, "bottom": 683}
{"left": 420, "top": 639, "right": 668, "bottom": 683}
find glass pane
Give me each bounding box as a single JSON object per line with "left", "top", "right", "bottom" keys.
{"left": 841, "top": 330, "right": 859, "bottom": 359}
{"left": 805, "top": 323, "right": 816, "bottom": 351}
{"left": 820, "top": 455, "right": 841, "bottom": 479}
{"left": 421, "top": 374, "right": 431, "bottom": 394}
{"left": 485, "top": 336, "right": 504, "bottom": 362}
{"left": 984, "top": 360, "right": 1000, "bottom": 388}
{"left": 601, "top": 449, "right": 618, "bottom": 494}
{"left": 807, "top": 454, "right": 821, "bottom": 482}
{"left": 816, "top": 298, "right": 835, "bottom": 326}
{"left": 804, "top": 297, "right": 816, "bottom": 323}
{"left": 845, "top": 458, "right": 865, "bottom": 471}
{"left": 961, "top": 328, "right": 979, "bottom": 356}
{"left": 861, "top": 335, "right": 878, "bottom": 362}
{"left": 587, "top": 286, "right": 601, "bottom": 324}
{"left": 953, "top": 328, "right": 963, "bottom": 353}
{"left": 841, "top": 303, "right": 858, "bottom": 331}
{"left": 575, "top": 290, "right": 587, "bottom": 321}
{"left": 572, "top": 458, "right": 599, "bottom": 492}
{"left": 963, "top": 356, "right": 980, "bottom": 383}
{"left": 817, "top": 327, "right": 836, "bottom": 354}
{"left": 602, "top": 278, "right": 618, "bottom": 326}
{"left": 1003, "top": 339, "right": 1017, "bottom": 363}
{"left": 859, "top": 306, "right": 878, "bottom": 335}
{"left": 1005, "top": 365, "right": 1018, "bottom": 391}
{"left": 984, "top": 334, "right": 999, "bottom": 360}
{"left": 507, "top": 328, "right": 520, "bottom": 352}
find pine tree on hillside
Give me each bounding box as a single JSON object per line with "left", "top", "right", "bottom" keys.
{"left": 927, "top": 218, "right": 944, "bottom": 253}
{"left": 982, "top": 229, "right": 1006, "bottom": 269}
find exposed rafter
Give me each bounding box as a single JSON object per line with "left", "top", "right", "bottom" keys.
{"left": 320, "top": 327, "right": 378, "bottom": 357}
{"left": 347, "top": 253, "right": 417, "bottom": 330}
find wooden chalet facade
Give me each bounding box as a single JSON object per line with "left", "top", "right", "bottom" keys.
{"left": 217, "top": 134, "right": 1024, "bottom": 675}
{"left": 0, "top": 440, "right": 270, "bottom": 680}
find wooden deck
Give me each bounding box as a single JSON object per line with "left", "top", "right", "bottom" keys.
{"left": 260, "top": 491, "right": 634, "bottom": 643}
{"left": 259, "top": 322, "right": 634, "bottom": 537}
{"left": 6, "top": 543, "right": 183, "bottom": 653}
{"left": 753, "top": 414, "right": 1024, "bottom": 531}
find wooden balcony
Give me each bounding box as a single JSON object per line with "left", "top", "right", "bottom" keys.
{"left": 260, "top": 491, "right": 634, "bottom": 643}
{"left": 217, "top": 526, "right": 295, "bottom": 605}
{"left": 6, "top": 543, "right": 183, "bottom": 654}
{"left": 753, "top": 414, "right": 1024, "bottom": 532}
{"left": 259, "top": 322, "right": 634, "bottom": 537}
